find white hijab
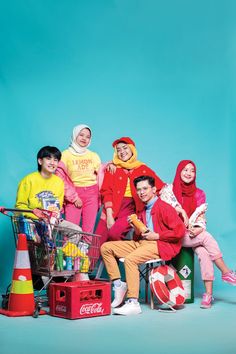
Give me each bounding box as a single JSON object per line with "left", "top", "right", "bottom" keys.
{"left": 68, "top": 124, "right": 91, "bottom": 155}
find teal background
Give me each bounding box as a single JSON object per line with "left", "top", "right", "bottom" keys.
{"left": 0, "top": 0, "right": 236, "bottom": 298}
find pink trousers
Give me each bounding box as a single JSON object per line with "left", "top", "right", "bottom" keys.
{"left": 64, "top": 184, "right": 99, "bottom": 233}
{"left": 182, "top": 230, "right": 222, "bottom": 281}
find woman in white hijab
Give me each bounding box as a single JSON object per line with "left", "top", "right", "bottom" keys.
{"left": 56, "top": 124, "right": 101, "bottom": 234}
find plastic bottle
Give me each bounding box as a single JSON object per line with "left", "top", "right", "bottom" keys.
{"left": 56, "top": 248, "right": 64, "bottom": 271}
{"left": 129, "top": 214, "right": 149, "bottom": 233}
{"left": 66, "top": 256, "right": 73, "bottom": 270}
{"left": 74, "top": 257, "right": 81, "bottom": 271}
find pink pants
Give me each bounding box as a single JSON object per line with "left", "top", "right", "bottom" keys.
{"left": 64, "top": 184, "right": 99, "bottom": 233}
{"left": 96, "top": 197, "right": 135, "bottom": 246}
{"left": 182, "top": 230, "right": 222, "bottom": 281}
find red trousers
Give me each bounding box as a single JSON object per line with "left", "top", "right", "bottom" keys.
{"left": 96, "top": 197, "right": 135, "bottom": 246}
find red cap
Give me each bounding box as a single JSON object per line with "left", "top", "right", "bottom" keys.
{"left": 112, "top": 137, "right": 135, "bottom": 147}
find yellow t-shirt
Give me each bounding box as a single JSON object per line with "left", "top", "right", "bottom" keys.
{"left": 15, "top": 171, "right": 64, "bottom": 217}
{"left": 61, "top": 149, "right": 101, "bottom": 187}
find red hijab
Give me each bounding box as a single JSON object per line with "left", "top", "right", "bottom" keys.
{"left": 173, "top": 160, "right": 197, "bottom": 217}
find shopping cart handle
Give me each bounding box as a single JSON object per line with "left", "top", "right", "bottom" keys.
{"left": 0, "top": 207, "right": 53, "bottom": 219}
{"left": 0, "top": 206, "right": 7, "bottom": 214}
{"left": 0, "top": 207, "right": 35, "bottom": 215}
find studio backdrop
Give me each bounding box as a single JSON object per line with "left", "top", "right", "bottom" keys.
{"left": 0, "top": 0, "right": 235, "bottom": 294}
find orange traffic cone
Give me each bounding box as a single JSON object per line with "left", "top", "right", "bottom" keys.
{"left": 0, "top": 233, "right": 42, "bottom": 317}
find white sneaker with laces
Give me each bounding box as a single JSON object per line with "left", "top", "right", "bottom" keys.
{"left": 111, "top": 281, "right": 127, "bottom": 308}
{"left": 113, "top": 301, "right": 142, "bottom": 315}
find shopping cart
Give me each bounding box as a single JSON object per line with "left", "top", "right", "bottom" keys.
{"left": 0, "top": 207, "right": 101, "bottom": 316}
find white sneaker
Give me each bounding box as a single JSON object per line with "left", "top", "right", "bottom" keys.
{"left": 113, "top": 301, "right": 142, "bottom": 315}
{"left": 111, "top": 281, "right": 127, "bottom": 308}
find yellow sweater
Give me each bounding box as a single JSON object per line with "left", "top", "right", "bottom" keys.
{"left": 15, "top": 172, "right": 64, "bottom": 217}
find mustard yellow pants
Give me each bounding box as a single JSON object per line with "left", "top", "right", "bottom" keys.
{"left": 101, "top": 240, "right": 159, "bottom": 299}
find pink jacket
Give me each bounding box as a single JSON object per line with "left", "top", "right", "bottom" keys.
{"left": 55, "top": 161, "right": 108, "bottom": 204}
{"left": 195, "top": 188, "right": 206, "bottom": 206}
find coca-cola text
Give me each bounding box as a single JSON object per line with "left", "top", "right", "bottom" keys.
{"left": 80, "top": 302, "right": 104, "bottom": 315}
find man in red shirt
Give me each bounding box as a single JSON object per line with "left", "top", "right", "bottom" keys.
{"left": 101, "top": 175, "right": 185, "bottom": 315}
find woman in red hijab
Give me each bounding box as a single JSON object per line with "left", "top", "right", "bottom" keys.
{"left": 161, "top": 160, "right": 236, "bottom": 309}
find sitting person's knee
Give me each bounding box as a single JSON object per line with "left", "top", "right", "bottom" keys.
{"left": 100, "top": 243, "right": 107, "bottom": 254}
{"left": 100, "top": 242, "right": 111, "bottom": 255}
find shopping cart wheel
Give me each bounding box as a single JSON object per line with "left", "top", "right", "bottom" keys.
{"left": 1, "top": 284, "right": 11, "bottom": 310}
{"left": 33, "top": 301, "right": 42, "bottom": 318}
{"left": 2, "top": 294, "right": 9, "bottom": 310}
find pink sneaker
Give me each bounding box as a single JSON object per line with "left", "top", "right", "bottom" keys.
{"left": 222, "top": 271, "right": 236, "bottom": 285}
{"left": 200, "top": 293, "right": 213, "bottom": 309}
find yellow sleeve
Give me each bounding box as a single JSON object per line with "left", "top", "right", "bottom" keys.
{"left": 61, "top": 150, "right": 70, "bottom": 167}
{"left": 15, "top": 175, "right": 38, "bottom": 219}
{"left": 15, "top": 176, "right": 32, "bottom": 210}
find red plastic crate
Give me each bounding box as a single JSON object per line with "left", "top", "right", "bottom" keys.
{"left": 49, "top": 280, "right": 111, "bottom": 319}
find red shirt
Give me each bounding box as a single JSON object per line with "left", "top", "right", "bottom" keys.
{"left": 137, "top": 199, "right": 185, "bottom": 261}
{"left": 100, "top": 165, "right": 165, "bottom": 218}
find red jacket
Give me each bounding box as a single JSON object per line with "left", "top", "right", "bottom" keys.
{"left": 137, "top": 199, "right": 185, "bottom": 261}
{"left": 100, "top": 165, "right": 165, "bottom": 217}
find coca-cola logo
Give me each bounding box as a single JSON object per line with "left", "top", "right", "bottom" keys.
{"left": 56, "top": 304, "right": 67, "bottom": 313}
{"left": 80, "top": 302, "right": 104, "bottom": 315}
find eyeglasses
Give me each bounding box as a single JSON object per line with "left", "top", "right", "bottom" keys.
{"left": 136, "top": 186, "right": 152, "bottom": 193}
